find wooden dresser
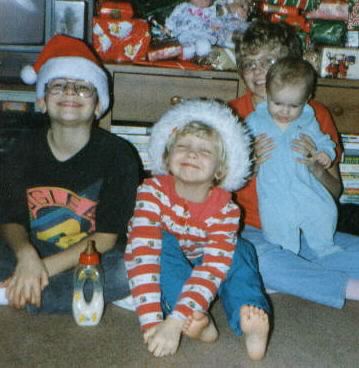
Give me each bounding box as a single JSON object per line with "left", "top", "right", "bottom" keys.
{"left": 1, "top": 64, "right": 358, "bottom": 134}
{"left": 100, "top": 64, "right": 359, "bottom": 135}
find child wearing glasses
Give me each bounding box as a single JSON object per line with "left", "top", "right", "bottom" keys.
{"left": 246, "top": 56, "right": 341, "bottom": 257}
{"left": 229, "top": 20, "right": 359, "bottom": 308}
{"left": 0, "top": 35, "right": 142, "bottom": 314}
{"left": 125, "top": 99, "right": 270, "bottom": 360}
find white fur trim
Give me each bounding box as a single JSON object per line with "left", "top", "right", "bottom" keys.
{"left": 149, "top": 99, "right": 252, "bottom": 191}
{"left": 35, "top": 57, "right": 109, "bottom": 116}
{"left": 20, "top": 65, "right": 37, "bottom": 85}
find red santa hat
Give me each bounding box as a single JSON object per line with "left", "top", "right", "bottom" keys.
{"left": 21, "top": 34, "right": 109, "bottom": 116}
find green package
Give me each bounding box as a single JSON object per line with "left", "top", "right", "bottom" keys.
{"left": 310, "top": 20, "right": 347, "bottom": 47}
{"left": 263, "top": 0, "right": 319, "bottom": 12}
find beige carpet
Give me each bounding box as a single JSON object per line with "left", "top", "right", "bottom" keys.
{"left": 0, "top": 294, "right": 357, "bottom": 368}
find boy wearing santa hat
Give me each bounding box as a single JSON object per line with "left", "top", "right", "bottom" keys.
{"left": 0, "top": 35, "right": 142, "bottom": 314}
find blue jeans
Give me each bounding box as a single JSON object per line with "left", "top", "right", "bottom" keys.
{"left": 159, "top": 232, "right": 271, "bottom": 336}
{"left": 0, "top": 237, "right": 130, "bottom": 314}
{"left": 241, "top": 225, "right": 359, "bottom": 308}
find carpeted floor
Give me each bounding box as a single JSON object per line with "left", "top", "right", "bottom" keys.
{"left": 0, "top": 294, "right": 357, "bottom": 368}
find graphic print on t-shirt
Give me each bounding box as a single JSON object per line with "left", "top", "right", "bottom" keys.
{"left": 27, "top": 181, "right": 102, "bottom": 249}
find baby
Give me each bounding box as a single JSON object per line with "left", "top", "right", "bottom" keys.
{"left": 245, "top": 56, "right": 341, "bottom": 258}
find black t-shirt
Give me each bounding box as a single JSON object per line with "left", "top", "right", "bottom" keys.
{"left": 0, "top": 126, "right": 141, "bottom": 251}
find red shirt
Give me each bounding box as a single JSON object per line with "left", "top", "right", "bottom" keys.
{"left": 125, "top": 175, "right": 240, "bottom": 330}
{"left": 229, "top": 90, "right": 343, "bottom": 229}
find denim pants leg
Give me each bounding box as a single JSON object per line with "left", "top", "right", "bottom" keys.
{"left": 218, "top": 237, "right": 271, "bottom": 335}
{"left": 0, "top": 238, "right": 130, "bottom": 314}
{"left": 241, "top": 225, "right": 349, "bottom": 308}
{"left": 160, "top": 232, "right": 271, "bottom": 335}
{"left": 300, "top": 231, "right": 359, "bottom": 279}
{"left": 160, "top": 232, "right": 193, "bottom": 316}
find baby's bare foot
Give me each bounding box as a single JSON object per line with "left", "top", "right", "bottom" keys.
{"left": 240, "top": 305, "right": 269, "bottom": 360}
{"left": 182, "top": 311, "right": 218, "bottom": 343}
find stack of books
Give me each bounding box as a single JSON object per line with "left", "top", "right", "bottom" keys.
{"left": 111, "top": 124, "right": 152, "bottom": 170}
{"left": 339, "top": 133, "right": 359, "bottom": 204}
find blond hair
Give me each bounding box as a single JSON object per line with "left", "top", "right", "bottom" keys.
{"left": 163, "top": 121, "right": 228, "bottom": 186}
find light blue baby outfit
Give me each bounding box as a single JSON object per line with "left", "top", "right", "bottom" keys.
{"left": 246, "top": 102, "right": 340, "bottom": 258}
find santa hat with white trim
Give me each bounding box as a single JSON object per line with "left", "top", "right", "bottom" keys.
{"left": 21, "top": 34, "right": 109, "bottom": 117}
{"left": 149, "top": 99, "right": 252, "bottom": 191}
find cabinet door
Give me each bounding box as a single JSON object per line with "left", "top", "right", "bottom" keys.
{"left": 111, "top": 72, "right": 239, "bottom": 123}
{"left": 316, "top": 85, "right": 359, "bottom": 134}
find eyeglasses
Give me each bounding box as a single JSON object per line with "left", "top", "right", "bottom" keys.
{"left": 46, "top": 79, "right": 96, "bottom": 98}
{"left": 241, "top": 57, "right": 277, "bottom": 73}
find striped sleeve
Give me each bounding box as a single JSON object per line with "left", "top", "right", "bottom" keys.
{"left": 172, "top": 200, "right": 240, "bottom": 320}
{"left": 124, "top": 179, "right": 164, "bottom": 331}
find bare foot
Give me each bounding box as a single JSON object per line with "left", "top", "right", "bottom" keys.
{"left": 240, "top": 305, "right": 269, "bottom": 360}
{"left": 182, "top": 311, "right": 218, "bottom": 343}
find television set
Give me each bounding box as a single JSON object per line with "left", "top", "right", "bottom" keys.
{"left": 0, "top": 0, "right": 94, "bottom": 82}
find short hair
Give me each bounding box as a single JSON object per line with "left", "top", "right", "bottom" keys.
{"left": 235, "top": 20, "right": 302, "bottom": 64}
{"left": 163, "top": 121, "right": 228, "bottom": 185}
{"left": 266, "top": 56, "right": 317, "bottom": 100}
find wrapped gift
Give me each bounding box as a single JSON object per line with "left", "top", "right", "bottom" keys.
{"left": 320, "top": 47, "right": 359, "bottom": 80}
{"left": 93, "top": 17, "right": 151, "bottom": 62}
{"left": 99, "top": 2, "right": 134, "bottom": 19}
{"left": 197, "top": 47, "right": 237, "bottom": 71}
{"left": 310, "top": 19, "right": 347, "bottom": 46}
{"left": 263, "top": 0, "right": 320, "bottom": 12}
{"left": 147, "top": 39, "right": 182, "bottom": 61}
{"left": 305, "top": 0, "right": 349, "bottom": 21}
{"left": 261, "top": 3, "right": 300, "bottom": 16}
{"left": 271, "top": 14, "right": 311, "bottom": 32}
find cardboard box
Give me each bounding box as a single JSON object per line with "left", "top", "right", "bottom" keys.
{"left": 320, "top": 47, "right": 359, "bottom": 80}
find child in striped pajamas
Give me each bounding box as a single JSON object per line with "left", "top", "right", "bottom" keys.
{"left": 125, "top": 99, "right": 271, "bottom": 360}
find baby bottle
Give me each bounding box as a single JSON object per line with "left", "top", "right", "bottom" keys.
{"left": 72, "top": 240, "right": 104, "bottom": 326}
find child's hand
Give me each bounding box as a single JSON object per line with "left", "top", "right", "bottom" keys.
{"left": 5, "top": 248, "right": 48, "bottom": 309}
{"left": 143, "top": 317, "right": 184, "bottom": 357}
{"left": 293, "top": 134, "right": 333, "bottom": 177}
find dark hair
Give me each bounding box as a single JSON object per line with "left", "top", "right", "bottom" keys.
{"left": 266, "top": 56, "right": 317, "bottom": 100}
{"left": 235, "top": 20, "right": 302, "bottom": 63}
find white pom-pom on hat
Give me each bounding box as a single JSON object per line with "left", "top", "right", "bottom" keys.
{"left": 20, "top": 65, "right": 37, "bottom": 85}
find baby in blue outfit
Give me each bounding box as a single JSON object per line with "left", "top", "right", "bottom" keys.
{"left": 245, "top": 56, "right": 342, "bottom": 258}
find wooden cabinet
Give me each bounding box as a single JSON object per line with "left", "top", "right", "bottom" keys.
{"left": 315, "top": 78, "right": 359, "bottom": 134}
{"left": 101, "top": 64, "right": 359, "bottom": 135}
{"left": 101, "top": 64, "right": 243, "bottom": 130}
{"left": 1, "top": 65, "right": 358, "bottom": 135}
